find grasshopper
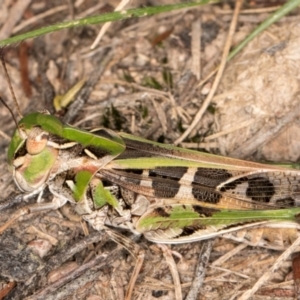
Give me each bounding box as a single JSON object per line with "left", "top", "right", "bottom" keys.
{"left": 2, "top": 65, "right": 300, "bottom": 300}
{"left": 3, "top": 110, "right": 300, "bottom": 245}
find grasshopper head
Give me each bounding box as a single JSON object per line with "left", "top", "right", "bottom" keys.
{"left": 8, "top": 114, "right": 59, "bottom": 193}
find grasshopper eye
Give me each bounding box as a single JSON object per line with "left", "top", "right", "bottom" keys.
{"left": 26, "top": 127, "right": 49, "bottom": 155}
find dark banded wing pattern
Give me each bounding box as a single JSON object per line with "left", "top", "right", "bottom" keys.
{"left": 100, "top": 133, "right": 300, "bottom": 210}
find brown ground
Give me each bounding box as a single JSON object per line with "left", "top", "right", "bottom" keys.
{"left": 0, "top": 1, "right": 300, "bottom": 299}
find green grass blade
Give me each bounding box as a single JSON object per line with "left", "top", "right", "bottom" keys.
{"left": 0, "top": 1, "right": 217, "bottom": 47}
{"left": 228, "top": 0, "right": 300, "bottom": 61}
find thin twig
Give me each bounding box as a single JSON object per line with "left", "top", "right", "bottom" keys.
{"left": 185, "top": 240, "right": 214, "bottom": 300}
{"left": 211, "top": 243, "right": 248, "bottom": 266}
{"left": 90, "top": 0, "right": 131, "bottom": 49}
{"left": 158, "top": 244, "right": 182, "bottom": 300}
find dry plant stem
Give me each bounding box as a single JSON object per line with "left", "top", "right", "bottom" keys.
{"left": 210, "top": 265, "right": 249, "bottom": 280}
{"left": 228, "top": 281, "right": 252, "bottom": 300}
{"left": 100, "top": 79, "right": 170, "bottom": 99}
{"left": 204, "top": 119, "right": 255, "bottom": 141}
{"left": 151, "top": 98, "right": 167, "bottom": 134}
{"left": 27, "top": 225, "right": 58, "bottom": 245}
{"left": 230, "top": 100, "right": 300, "bottom": 158}
{"left": 0, "top": 200, "right": 60, "bottom": 234}
{"left": 8, "top": 231, "right": 107, "bottom": 299}
{"left": 78, "top": 3, "right": 107, "bottom": 19}
{"left": 265, "top": 280, "right": 294, "bottom": 290}
{"left": 104, "top": 228, "right": 141, "bottom": 259}
{"left": 90, "top": 0, "right": 131, "bottom": 49}
{"left": 219, "top": 5, "right": 281, "bottom": 15}
{"left": 238, "top": 234, "right": 300, "bottom": 300}
{"left": 174, "top": 0, "right": 244, "bottom": 145}
{"left": 185, "top": 240, "right": 214, "bottom": 300}
{"left": 138, "top": 277, "right": 174, "bottom": 290}
{"left": 12, "top": 5, "right": 68, "bottom": 34}
{"left": 67, "top": 0, "right": 75, "bottom": 20}
{"left": 110, "top": 273, "right": 124, "bottom": 300}
{"left": 0, "top": 50, "right": 23, "bottom": 120}
{"left": 0, "top": 0, "right": 32, "bottom": 39}
{"left": 25, "top": 250, "right": 120, "bottom": 300}
{"left": 198, "top": 67, "right": 217, "bottom": 89}
{"left": 104, "top": 228, "right": 145, "bottom": 300}
{"left": 125, "top": 249, "right": 145, "bottom": 300}
{"left": 0, "top": 207, "right": 30, "bottom": 234}
{"left": 191, "top": 18, "right": 201, "bottom": 80}
{"left": 12, "top": 2, "right": 104, "bottom": 34}
{"left": 211, "top": 243, "right": 248, "bottom": 266}
{"left": 44, "top": 216, "right": 80, "bottom": 229}
{"left": 43, "top": 268, "right": 106, "bottom": 300}
{"left": 158, "top": 244, "right": 183, "bottom": 300}
{"left": 0, "top": 194, "right": 24, "bottom": 211}
{"left": 62, "top": 47, "right": 113, "bottom": 124}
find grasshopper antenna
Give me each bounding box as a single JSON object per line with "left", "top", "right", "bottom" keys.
{"left": 0, "top": 48, "right": 23, "bottom": 128}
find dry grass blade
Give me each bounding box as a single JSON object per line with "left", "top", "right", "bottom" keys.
{"left": 158, "top": 244, "right": 182, "bottom": 300}
{"left": 90, "top": 0, "right": 131, "bottom": 49}
{"left": 175, "top": 0, "right": 243, "bottom": 145}
{"left": 0, "top": 0, "right": 31, "bottom": 39}
{"left": 238, "top": 235, "right": 300, "bottom": 300}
